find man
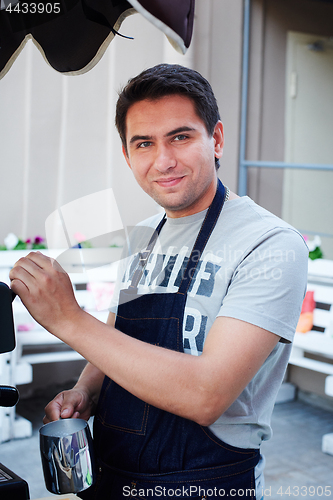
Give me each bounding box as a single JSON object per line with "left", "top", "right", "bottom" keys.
{"left": 10, "top": 64, "right": 308, "bottom": 499}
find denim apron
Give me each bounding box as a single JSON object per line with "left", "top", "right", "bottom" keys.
{"left": 80, "top": 180, "right": 260, "bottom": 499}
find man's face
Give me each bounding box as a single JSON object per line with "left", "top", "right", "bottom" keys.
{"left": 122, "top": 95, "right": 224, "bottom": 218}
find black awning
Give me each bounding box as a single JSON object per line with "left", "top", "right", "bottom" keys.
{"left": 0, "top": 0, "right": 195, "bottom": 79}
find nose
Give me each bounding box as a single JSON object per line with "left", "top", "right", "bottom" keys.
{"left": 153, "top": 144, "right": 177, "bottom": 172}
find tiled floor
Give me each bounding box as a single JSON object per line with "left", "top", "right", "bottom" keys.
{"left": 261, "top": 399, "right": 333, "bottom": 499}
{"left": 0, "top": 387, "right": 333, "bottom": 499}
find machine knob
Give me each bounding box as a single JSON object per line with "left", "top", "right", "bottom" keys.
{"left": 0, "top": 386, "right": 19, "bottom": 407}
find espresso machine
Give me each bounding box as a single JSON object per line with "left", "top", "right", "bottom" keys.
{"left": 0, "top": 282, "right": 30, "bottom": 499}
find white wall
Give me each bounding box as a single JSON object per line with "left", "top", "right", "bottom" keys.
{"left": 0, "top": 1, "right": 243, "bottom": 246}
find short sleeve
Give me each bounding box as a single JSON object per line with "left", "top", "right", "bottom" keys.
{"left": 217, "top": 228, "right": 308, "bottom": 343}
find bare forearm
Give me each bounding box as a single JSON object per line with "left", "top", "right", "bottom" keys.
{"left": 9, "top": 252, "right": 216, "bottom": 422}
{"left": 52, "top": 310, "right": 233, "bottom": 425}
{"left": 72, "top": 313, "right": 116, "bottom": 405}
{"left": 9, "top": 252, "right": 278, "bottom": 426}
{"left": 53, "top": 312, "right": 278, "bottom": 426}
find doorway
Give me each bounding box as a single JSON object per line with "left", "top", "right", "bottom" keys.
{"left": 283, "top": 31, "right": 333, "bottom": 258}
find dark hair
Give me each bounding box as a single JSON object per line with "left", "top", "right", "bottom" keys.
{"left": 115, "top": 64, "right": 221, "bottom": 168}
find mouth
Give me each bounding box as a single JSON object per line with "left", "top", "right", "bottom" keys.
{"left": 155, "top": 176, "right": 184, "bottom": 188}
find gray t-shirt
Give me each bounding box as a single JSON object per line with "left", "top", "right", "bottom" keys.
{"left": 110, "top": 196, "right": 308, "bottom": 492}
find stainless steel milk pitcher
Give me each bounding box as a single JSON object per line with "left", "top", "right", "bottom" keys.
{"left": 39, "top": 418, "right": 95, "bottom": 494}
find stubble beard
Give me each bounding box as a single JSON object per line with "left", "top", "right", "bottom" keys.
{"left": 149, "top": 182, "right": 210, "bottom": 216}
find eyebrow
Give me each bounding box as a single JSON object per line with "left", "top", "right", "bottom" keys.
{"left": 129, "top": 126, "right": 196, "bottom": 145}
{"left": 129, "top": 135, "right": 153, "bottom": 145}
{"left": 165, "top": 126, "right": 196, "bottom": 137}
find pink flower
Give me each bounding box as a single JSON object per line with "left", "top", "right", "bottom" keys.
{"left": 74, "top": 232, "right": 87, "bottom": 243}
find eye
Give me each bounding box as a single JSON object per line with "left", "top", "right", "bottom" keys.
{"left": 173, "top": 134, "right": 188, "bottom": 142}
{"left": 137, "top": 141, "right": 152, "bottom": 149}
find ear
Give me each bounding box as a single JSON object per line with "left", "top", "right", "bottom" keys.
{"left": 213, "top": 121, "right": 224, "bottom": 160}
{"left": 122, "top": 144, "right": 132, "bottom": 170}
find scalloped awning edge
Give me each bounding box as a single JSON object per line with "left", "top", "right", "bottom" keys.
{"left": 0, "top": 7, "right": 136, "bottom": 79}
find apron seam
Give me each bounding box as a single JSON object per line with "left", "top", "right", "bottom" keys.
{"left": 99, "top": 461, "right": 259, "bottom": 481}
{"left": 97, "top": 403, "right": 150, "bottom": 433}
{"left": 199, "top": 426, "right": 258, "bottom": 456}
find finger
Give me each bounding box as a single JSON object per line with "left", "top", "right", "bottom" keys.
{"left": 60, "top": 406, "right": 76, "bottom": 419}
{"left": 10, "top": 254, "right": 54, "bottom": 286}
{"left": 10, "top": 255, "right": 63, "bottom": 296}
{"left": 10, "top": 278, "right": 29, "bottom": 295}
{"left": 59, "top": 391, "right": 83, "bottom": 419}
{"left": 25, "top": 251, "right": 66, "bottom": 275}
{"left": 23, "top": 252, "right": 51, "bottom": 271}
{"left": 9, "top": 257, "right": 42, "bottom": 287}
{"left": 44, "top": 393, "right": 67, "bottom": 422}
{"left": 9, "top": 263, "right": 41, "bottom": 301}
{"left": 12, "top": 253, "right": 44, "bottom": 271}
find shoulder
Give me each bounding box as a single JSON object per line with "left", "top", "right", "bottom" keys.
{"left": 221, "top": 196, "right": 308, "bottom": 255}
{"left": 222, "top": 196, "right": 296, "bottom": 231}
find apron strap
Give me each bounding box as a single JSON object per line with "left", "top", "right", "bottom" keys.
{"left": 178, "top": 179, "right": 226, "bottom": 294}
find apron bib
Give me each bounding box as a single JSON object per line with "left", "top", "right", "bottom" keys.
{"left": 79, "top": 180, "right": 260, "bottom": 499}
